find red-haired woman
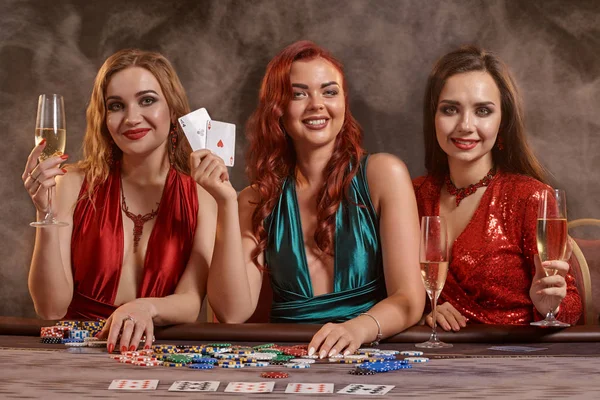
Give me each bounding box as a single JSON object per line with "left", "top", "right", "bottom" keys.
{"left": 414, "top": 45, "right": 582, "bottom": 330}
{"left": 192, "top": 40, "right": 424, "bottom": 358}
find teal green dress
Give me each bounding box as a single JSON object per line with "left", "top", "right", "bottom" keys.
{"left": 264, "top": 156, "right": 386, "bottom": 323}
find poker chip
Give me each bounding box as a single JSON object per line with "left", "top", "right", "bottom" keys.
{"left": 164, "top": 362, "right": 186, "bottom": 367}
{"left": 253, "top": 343, "right": 275, "bottom": 350}
{"left": 133, "top": 360, "right": 163, "bottom": 367}
{"left": 64, "top": 341, "right": 87, "bottom": 347}
{"left": 284, "top": 362, "right": 310, "bottom": 368}
{"left": 219, "top": 363, "right": 244, "bottom": 368}
{"left": 249, "top": 352, "right": 278, "bottom": 360}
{"left": 260, "top": 371, "right": 289, "bottom": 379}
{"left": 404, "top": 357, "right": 429, "bottom": 363}
{"left": 378, "top": 350, "right": 399, "bottom": 355}
{"left": 246, "top": 362, "right": 270, "bottom": 367}
{"left": 188, "top": 363, "right": 214, "bottom": 369}
{"left": 191, "top": 356, "right": 218, "bottom": 364}
{"left": 343, "top": 355, "right": 368, "bottom": 360}
{"left": 290, "top": 358, "right": 315, "bottom": 364}
{"left": 62, "top": 338, "right": 85, "bottom": 344}
{"left": 167, "top": 354, "right": 192, "bottom": 364}
{"left": 208, "top": 343, "right": 231, "bottom": 348}
{"left": 357, "top": 348, "right": 380, "bottom": 354}
{"left": 400, "top": 350, "right": 424, "bottom": 356}
{"left": 349, "top": 367, "right": 377, "bottom": 375}
{"left": 301, "top": 354, "right": 319, "bottom": 359}
{"left": 40, "top": 337, "right": 63, "bottom": 344}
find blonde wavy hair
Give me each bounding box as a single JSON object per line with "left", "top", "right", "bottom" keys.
{"left": 77, "top": 49, "right": 192, "bottom": 199}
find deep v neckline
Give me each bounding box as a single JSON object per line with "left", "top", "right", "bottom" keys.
{"left": 116, "top": 163, "right": 172, "bottom": 300}
{"left": 434, "top": 173, "right": 499, "bottom": 261}
{"left": 290, "top": 179, "right": 338, "bottom": 298}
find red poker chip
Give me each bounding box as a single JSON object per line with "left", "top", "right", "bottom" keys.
{"left": 260, "top": 371, "right": 289, "bottom": 379}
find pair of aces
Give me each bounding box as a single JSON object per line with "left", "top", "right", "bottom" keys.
{"left": 109, "top": 380, "right": 394, "bottom": 395}
{"left": 178, "top": 107, "right": 235, "bottom": 167}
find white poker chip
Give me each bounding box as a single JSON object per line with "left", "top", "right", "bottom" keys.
{"left": 400, "top": 351, "right": 424, "bottom": 356}
{"left": 64, "top": 342, "right": 87, "bottom": 347}
{"left": 250, "top": 352, "right": 278, "bottom": 360}
{"left": 284, "top": 362, "right": 310, "bottom": 368}
{"left": 219, "top": 363, "right": 244, "bottom": 368}
{"left": 357, "top": 348, "right": 380, "bottom": 354}
{"left": 405, "top": 357, "right": 429, "bottom": 363}
{"left": 301, "top": 354, "right": 319, "bottom": 359}
{"left": 328, "top": 354, "right": 344, "bottom": 359}
{"left": 290, "top": 358, "right": 315, "bottom": 364}
{"left": 378, "top": 350, "right": 399, "bottom": 355}
{"left": 84, "top": 337, "right": 99, "bottom": 342}
{"left": 343, "top": 354, "right": 368, "bottom": 360}
{"left": 245, "top": 362, "right": 270, "bottom": 367}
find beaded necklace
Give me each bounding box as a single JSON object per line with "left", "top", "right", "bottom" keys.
{"left": 445, "top": 168, "right": 496, "bottom": 206}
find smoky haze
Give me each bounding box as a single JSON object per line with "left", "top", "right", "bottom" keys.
{"left": 0, "top": 0, "right": 598, "bottom": 316}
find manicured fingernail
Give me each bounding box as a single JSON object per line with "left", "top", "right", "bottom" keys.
{"left": 319, "top": 350, "right": 326, "bottom": 359}
{"left": 107, "top": 344, "right": 114, "bottom": 353}
{"left": 60, "top": 154, "right": 69, "bottom": 160}
{"left": 144, "top": 344, "right": 151, "bottom": 350}
{"left": 121, "top": 346, "right": 127, "bottom": 353}
{"left": 328, "top": 349, "right": 337, "bottom": 357}
{"left": 129, "top": 345, "right": 136, "bottom": 351}
{"left": 308, "top": 347, "right": 315, "bottom": 356}
{"left": 343, "top": 350, "right": 350, "bottom": 356}
{"left": 61, "top": 168, "right": 67, "bottom": 173}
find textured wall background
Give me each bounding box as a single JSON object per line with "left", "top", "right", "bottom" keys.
{"left": 1, "top": 0, "right": 598, "bottom": 317}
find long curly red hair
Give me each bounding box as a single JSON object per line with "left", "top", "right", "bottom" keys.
{"left": 246, "top": 40, "right": 365, "bottom": 267}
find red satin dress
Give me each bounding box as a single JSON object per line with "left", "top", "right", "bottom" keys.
{"left": 66, "top": 163, "right": 198, "bottom": 320}
{"left": 413, "top": 172, "right": 582, "bottom": 325}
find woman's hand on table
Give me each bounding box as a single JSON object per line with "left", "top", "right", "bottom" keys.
{"left": 424, "top": 302, "right": 467, "bottom": 331}
{"left": 308, "top": 319, "right": 367, "bottom": 359}
{"left": 529, "top": 254, "right": 569, "bottom": 316}
{"left": 97, "top": 299, "right": 157, "bottom": 353}
{"left": 22, "top": 140, "right": 68, "bottom": 212}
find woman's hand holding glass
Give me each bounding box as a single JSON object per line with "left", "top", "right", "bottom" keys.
{"left": 424, "top": 301, "right": 468, "bottom": 332}
{"left": 22, "top": 140, "right": 68, "bottom": 216}
{"left": 530, "top": 189, "right": 570, "bottom": 327}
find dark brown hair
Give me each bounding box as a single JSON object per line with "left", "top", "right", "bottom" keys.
{"left": 423, "top": 45, "right": 547, "bottom": 183}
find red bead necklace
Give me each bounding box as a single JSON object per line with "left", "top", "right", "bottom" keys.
{"left": 445, "top": 168, "right": 496, "bottom": 206}
{"left": 120, "top": 178, "right": 159, "bottom": 253}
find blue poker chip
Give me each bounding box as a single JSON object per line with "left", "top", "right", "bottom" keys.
{"left": 191, "top": 356, "right": 218, "bottom": 364}
{"left": 358, "top": 361, "right": 411, "bottom": 372}
{"left": 188, "top": 363, "right": 215, "bottom": 369}
{"left": 219, "top": 363, "right": 244, "bottom": 368}
{"left": 62, "top": 338, "right": 85, "bottom": 343}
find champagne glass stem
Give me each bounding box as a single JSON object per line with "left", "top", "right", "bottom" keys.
{"left": 430, "top": 291, "right": 439, "bottom": 341}
{"left": 46, "top": 189, "right": 53, "bottom": 222}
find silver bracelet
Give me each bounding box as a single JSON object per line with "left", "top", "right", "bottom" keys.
{"left": 360, "top": 313, "right": 383, "bottom": 346}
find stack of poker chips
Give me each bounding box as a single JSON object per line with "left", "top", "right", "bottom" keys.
{"left": 111, "top": 349, "right": 162, "bottom": 367}
{"left": 40, "top": 326, "right": 70, "bottom": 344}
{"left": 39, "top": 320, "right": 105, "bottom": 346}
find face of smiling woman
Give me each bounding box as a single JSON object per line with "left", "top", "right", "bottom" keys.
{"left": 105, "top": 66, "right": 172, "bottom": 158}
{"left": 282, "top": 57, "right": 345, "bottom": 151}
{"left": 435, "top": 71, "right": 502, "bottom": 171}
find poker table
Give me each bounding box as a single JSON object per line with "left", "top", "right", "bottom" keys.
{"left": 1, "top": 316, "right": 600, "bottom": 398}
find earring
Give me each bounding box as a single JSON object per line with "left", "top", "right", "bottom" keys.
{"left": 169, "top": 124, "right": 177, "bottom": 164}
{"left": 496, "top": 136, "right": 504, "bottom": 151}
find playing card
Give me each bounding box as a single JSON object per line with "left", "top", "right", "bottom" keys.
{"left": 108, "top": 379, "right": 158, "bottom": 390}
{"left": 206, "top": 120, "right": 235, "bottom": 167}
{"left": 224, "top": 381, "right": 274, "bottom": 393}
{"left": 488, "top": 346, "right": 547, "bottom": 352}
{"left": 337, "top": 384, "right": 394, "bottom": 396}
{"left": 285, "top": 383, "right": 334, "bottom": 394}
{"left": 178, "top": 107, "right": 211, "bottom": 150}
{"left": 168, "top": 380, "right": 220, "bottom": 392}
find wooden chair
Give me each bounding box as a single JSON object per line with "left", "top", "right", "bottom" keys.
{"left": 568, "top": 219, "right": 600, "bottom": 325}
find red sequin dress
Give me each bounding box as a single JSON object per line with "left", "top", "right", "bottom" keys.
{"left": 66, "top": 163, "right": 199, "bottom": 320}
{"left": 413, "top": 172, "right": 582, "bottom": 325}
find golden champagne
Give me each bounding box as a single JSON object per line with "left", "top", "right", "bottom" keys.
{"left": 420, "top": 261, "right": 449, "bottom": 296}
{"left": 536, "top": 218, "right": 567, "bottom": 276}
{"left": 35, "top": 128, "right": 66, "bottom": 160}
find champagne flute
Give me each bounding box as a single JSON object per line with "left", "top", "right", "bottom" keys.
{"left": 416, "top": 216, "right": 453, "bottom": 348}
{"left": 531, "top": 189, "right": 569, "bottom": 327}
{"left": 30, "top": 94, "right": 68, "bottom": 227}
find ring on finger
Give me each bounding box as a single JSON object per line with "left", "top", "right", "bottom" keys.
{"left": 123, "top": 315, "right": 136, "bottom": 324}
